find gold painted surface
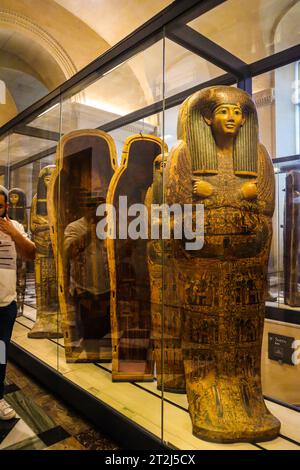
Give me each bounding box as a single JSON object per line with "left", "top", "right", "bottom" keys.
{"left": 146, "top": 153, "right": 186, "bottom": 393}
{"left": 164, "top": 86, "right": 280, "bottom": 442}
{"left": 8, "top": 188, "right": 28, "bottom": 231}
{"left": 48, "top": 129, "right": 117, "bottom": 362}
{"left": 63, "top": 368, "right": 258, "bottom": 450}
{"left": 28, "top": 166, "right": 62, "bottom": 339}
{"left": 107, "top": 134, "right": 165, "bottom": 381}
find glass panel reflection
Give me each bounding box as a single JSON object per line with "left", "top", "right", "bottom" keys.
{"left": 165, "top": 39, "right": 224, "bottom": 98}
{"left": 284, "top": 169, "right": 300, "bottom": 307}
{"left": 252, "top": 66, "right": 300, "bottom": 409}
{"left": 108, "top": 134, "right": 164, "bottom": 381}
{"left": 60, "top": 41, "right": 164, "bottom": 134}
{"left": 50, "top": 130, "right": 117, "bottom": 362}
{"left": 189, "top": 0, "right": 299, "bottom": 63}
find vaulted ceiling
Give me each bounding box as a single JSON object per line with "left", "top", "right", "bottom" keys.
{"left": 0, "top": 0, "right": 299, "bottom": 127}
{"left": 0, "top": 0, "right": 172, "bottom": 125}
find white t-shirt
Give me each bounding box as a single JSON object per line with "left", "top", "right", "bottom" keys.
{"left": 64, "top": 217, "right": 110, "bottom": 296}
{"left": 0, "top": 219, "right": 29, "bottom": 307}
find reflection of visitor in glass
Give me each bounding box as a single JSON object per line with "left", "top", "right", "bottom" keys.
{"left": 0, "top": 186, "right": 35, "bottom": 420}
{"left": 64, "top": 189, "right": 110, "bottom": 346}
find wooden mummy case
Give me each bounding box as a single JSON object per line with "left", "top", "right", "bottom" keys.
{"left": 28, "top": 165, "right": 62, "bottom": 339}
{"left": 107, "top": 134, "right": 164, "bottom": 382}
{"left": 164, "top": 86, "right": 280, "bottom": 442}
{"left": 48, "top": 129, "right": 117, "bottom": 362}
{"left": 284, "top": 170, "right": 300, "bottom": 307}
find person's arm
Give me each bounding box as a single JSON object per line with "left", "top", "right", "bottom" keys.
{"left": 0, "top": 216, "right": 36, "bottom": 260}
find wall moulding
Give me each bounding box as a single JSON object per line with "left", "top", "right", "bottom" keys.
{"left": 0, "top": 9, "right": 77, "bottom": 80}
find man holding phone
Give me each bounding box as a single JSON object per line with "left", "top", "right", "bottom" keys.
{"left": 0, "top": 186, "right": 35, "bottom": 420}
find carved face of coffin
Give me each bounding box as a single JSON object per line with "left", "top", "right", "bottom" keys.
{"left": 174, "top": 86, "right": 274, "bottom": 259}
{"left": 9, "top": 192, "right": 20, "bottom": 205}
{"left": 37, "top": 165, "right": 56, "bottom": 217}
{"left": 8, "top": 188, "right": 27, "bottom": 225}
{"left": 205, "top": 104, "right": 245, "bottom": 138}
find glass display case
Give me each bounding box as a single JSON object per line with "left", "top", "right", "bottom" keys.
{"left": 1, "top": 0, "right": 300, "bottom": 450}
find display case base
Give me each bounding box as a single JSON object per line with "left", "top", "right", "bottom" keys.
{"left": 9, "top": 310, "right": 300, "bottom": 451}
{"left": 8, "top": 342, "right": 166, "bottom": 450}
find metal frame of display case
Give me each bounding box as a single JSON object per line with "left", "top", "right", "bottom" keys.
{"left": 1, "top": 0, "right": 300, "bottom": 449}
{"left": 2, "top": 0, "right": 300, "bottom": 139}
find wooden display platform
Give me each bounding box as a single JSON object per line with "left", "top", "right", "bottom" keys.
{"left": 9, "top": 306, "right": 300, "bottom": 451}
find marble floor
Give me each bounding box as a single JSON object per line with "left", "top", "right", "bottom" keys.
{"left": 0, "top": 362, "right": 121, "bottom": 450}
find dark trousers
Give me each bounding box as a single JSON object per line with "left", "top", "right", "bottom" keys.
{"left": 0, "top": 301, "right": 17, "bottom": 399}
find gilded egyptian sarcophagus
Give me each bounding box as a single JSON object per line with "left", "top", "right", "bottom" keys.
{"left": 8, "top": 188, "right": 28, "bottom": 230}
{"left": 48, "top": 129, "right": 117, "bottom": 362}
{"left": 28, "top": 166, "right": 62, "bottom": 338}
{"left": 145, "top": 153, "right": 186, "bottom": 393}
{"left": 107, "top": 134, "right": 164, "bottom": 381}
{"left": 164, "top": 86, "right": 280, "bottom": 442}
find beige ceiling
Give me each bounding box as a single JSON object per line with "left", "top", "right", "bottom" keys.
{"left": 0, "top": 0, "right": 111, "bottom": 71}
{"left": 54, "top": 0, "right": 172, "bottom": 48}
{"left": 0, "top": 0, "right": 172, "bottom": 125}
{"left": 0, "top": 0, "right": 299, "bottom": 129}
{"left": 189, "top": 0, "right": 299, "bottom": 62}
{"left": 0, "top": 29, "right": 66, "bottom": 91}
{"left": 0, "top": 0, "right": 113, "bottom": 122}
